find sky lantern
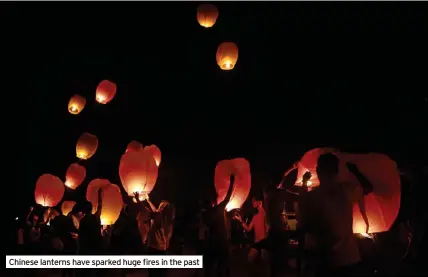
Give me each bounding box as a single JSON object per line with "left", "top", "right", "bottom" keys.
{"left": 61, "top": 201, "right": 76, "bottom": 216}
{"left": 76, "top": 132, "right": 98, "bottom": 160}
{"left": 86, "top": 179, "right": 111, "bottom": 214}
{"left": 197, "top": 4, "right": 219, "bottom": 28}
{"left": 65, "top": 163, "right": 86, "bottom": 189}
{"left": 119, "top": 150, "right": 158, "bottom": 198}
{"left": 68, "top": 94, "right": 86, "bottom": 115}
{"left": 126, "top": 140, "right": 143, "bottom": 153}
{"left": 34, "top": 174, "right": 65, "bottom": 207}
{"left": 101, "top": 184, "right": 123, "bottom": 226}
{"left": 144, "top": 144, "right": 162, "bottom": 167}
{"left": 287, "top": 148, "right": 401, "bottom": 235}
{"left": 216, "top": 42, "right": 239, "bottom": 70}
{"left": 95, "top": 80, "right": 117, "bottom": 104}
{"left": 215, "top": 158, "right": 251, "bottom": 211}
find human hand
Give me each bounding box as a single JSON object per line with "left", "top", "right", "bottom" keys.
{"left": 302, "top": 171, "right": 312, "bottom": 186}
{"left": 346, "top": 162, "right": 359, "bottom": 174}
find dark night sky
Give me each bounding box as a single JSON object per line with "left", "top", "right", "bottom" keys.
{"left": 7, "top": 3, "right": 427, "bottom": 216}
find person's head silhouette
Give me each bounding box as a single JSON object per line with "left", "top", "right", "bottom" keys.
{"left": 316, "top": 153, "right": 340, "bottom": 186}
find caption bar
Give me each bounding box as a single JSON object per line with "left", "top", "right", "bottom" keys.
{"left": 6, "top": 255, "right": 203, "bottom": 269}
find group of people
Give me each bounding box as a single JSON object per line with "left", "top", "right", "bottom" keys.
{"left": 17, "top": 153, "right": 404, "bottom": 277}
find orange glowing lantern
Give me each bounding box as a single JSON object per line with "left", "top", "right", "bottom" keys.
{"left": 215, "top": 158, "right": 251, "bottom": 211}
{"left": 34, "top": 174, "right": 65, "bottom": 207}
{"left": 216, "top": 42, "right": 239, "bottom": 70}
{"left": 126, "top": 140, "right": 143, "bottom": 153}
{"left": 95, "top": 80, "right": 117, "bottom": 104}
{"left": 76, "top": 132, "right": 98, "bottom": 160}
{"left": 65, "top": 163, "right": 86, "bottom": 189}
{"left": 86, "top": 179, "right": 111, "bottom": 214}
{"left": 68, "top": 94, "right": 86, "bottom": 115}
{"left": 144, "top": 144, "right": 161, "bottom": 167}
{"left": 119, "top": 150, "right": 159, "bottom": 197}
{"left": 289, "top": 148, "right": 401, "bottom": 234}
{"left": 197, "top": 4, "right": 219, "bottom": 28}
{"left": 61, "top": 201, "right": 76, "bottom": 216}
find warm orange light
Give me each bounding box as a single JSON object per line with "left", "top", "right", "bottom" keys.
{"left": 197, "top": 4, "right": 219, "bottom": 28}
{"left": 95, "top": 80, "right": 117, "bottom": 104}
{"left": 126, "top": 140, "right": 143, "bottom": 153}
{"left": 65, "top": 163, "right": 86, "bottom": 189}
{"left": 86, "top": 179, "right": 111, "bottom": 214}
{"left": 215, "top": 158, "right": 251, "bottom": 211}
{"left": 35, "top": 174, "right": 65, "bottom": 207}
{"left": 61, "top": 201, "right": 76, "bottom": 216}
{"left": 68, "top": 94, "right": 86, "bottom": 115}
{"left": 144, "top": 144, "right": 161, "bottom": 167}
{"left": 76, "top": 132, "right": 98, "bottom": 160}
{"left": 216, "top": 42, "right": 239, "bottom": 70}
{"left": 119, "top": 150, "right": 159, "bottom": 196}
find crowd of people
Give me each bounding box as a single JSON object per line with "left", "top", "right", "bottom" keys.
{"left": 15, "top": 153, "right": 425, "bottom": 277}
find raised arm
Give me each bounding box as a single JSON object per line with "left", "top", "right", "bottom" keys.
{"left": 219, "top": 175, "right": 235, "bottom": 208}
{"left": 95, "top": 188, "right": 103, "bottom": 218}
{"left": 347, "top": 163, "right": 374, "bottom": 195}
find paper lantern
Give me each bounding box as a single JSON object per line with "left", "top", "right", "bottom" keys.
{"left": 144, "top": 144, "right": 162, "bottom": 167}
{"left": 197, "top": 4, "right": 219, "bottom": 28}
{"left": 215, "top": 158, "right": 251, "bottom": 211}
{"left": 65, "top": 163, "right": 86, "bottom": 189}
{"left": 119, "top": 150, "right": 158, "bottom": 197}
{"left": 95, "top": 80, "right": 117, "bottom": 104}
{"left": 68, "top": 94, "right": 86, "bottom": 115}
{"left": 76, "top": 132, "right": 98, "bottom": 160}
{"left": 126, "top": 140, "right": 143, "bottom": 153}
{"left": 34, "top": 174, "right": 65, "bottom": 207}
{"left": 61, "top": 201, "right": 76, "bottom": 216}
{"left": 100, "top": 184, "right": 123, "bottom": 226}
{"left": 86, "top": 179, "right": 111, "bottom": 214}
{"left": 289, "top": 148, "right": 401, "bottom": 234}
{"left": 216, "top": 42, "right": 239, "bottom": 70}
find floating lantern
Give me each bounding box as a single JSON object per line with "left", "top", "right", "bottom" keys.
{"left": 95, "top": 80, "right": 117, "bottom": 104}
{"left": 215, "top": 158, "right": 251, "bottom": 211}
{"left": 68, "top": 94, "right": 86, "bottom": 115}
{"left": 76, "top": 132, "right": 98, "bottom": 160}
{"left": 119, "top": 150, "right": 158, "bottom": 197}
{"left": 126, "top": 140, "right": 143, "bottom": 153}
{"left": 86, "top": 179, "right": 111, "bottom": 214}
{"left": 34, "top": 174, "right": 65, "bottom": 207}
{"left": 61, "top": 201, "right": 76, "bottom": 216}
{"left": 144, "top": 144, "right": 162, "bottom": 167}
{"left": 100, "top": 184, "right": 123, "bottom": 226}
{"left": 65, "top": 163, "right": 86, "bottom": 189}
{"left": 288, "top": 148, "right": 401, "bottom": 234}
{"left": 197, "top": 4, "right": 219, "bottom": 28}
{"left": 216, "top": 42, "right": 239, "bottom": 70}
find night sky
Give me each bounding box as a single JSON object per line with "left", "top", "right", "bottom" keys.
{"left": 8, "top": 3, "right": 427, "bottom": 218}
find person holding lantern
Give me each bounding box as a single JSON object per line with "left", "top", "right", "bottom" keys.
{"left": 298, "top": 153, "right": 374, "bottom": 277}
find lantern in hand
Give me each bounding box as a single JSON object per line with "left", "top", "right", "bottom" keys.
{"left": 216, "top": 42, "right": 239, "bottom": 70}
{"left": 35, "top": 174, "right": 65, "bottom": 207}
{"left": 95, "top": 80, "right": 117, "bottom": 104}
{"left": 215, "top": 158, "right": 251, "bottom": 211}
{"left": 65, "top": 163, "right": 86, "bottom": 189}
{"left": 76, "top": 132, "right": 98, "bottom": 160}
{"left": 144, "top": 144, "right": 161, "bottom": 167}
{"left": 68, "top": 94, "right": 86, "bottom": 115}
{"left": 197, "top": 4, "right": 219, "bottom": 28}
{"left": 61, "top": 201, "right": 76, "bottom": 216}
{"left": 119, "top": 150, "right": 158, "bottom": 197}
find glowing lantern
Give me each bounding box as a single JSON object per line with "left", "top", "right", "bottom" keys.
{"left": 95, "top": 80, "right": 117, "bottom": 104}
{"left": 144, "top": 144, "right": 161, "bottom": 167}
{"left": 216, "top": 42, "right": 239, "bottom": 70}
{"left": 68, "top": 94, "right": 86, "bottom": 115}
{"left": 61, "top": 201, "right": 76, "bottom": 216}
{"left": 126, "top": 140, "right": 143, "bottom": 153}
{"left": 197, "top": 4, "right": 219, "bottom": 28}
{"left": 214, "top": 158, "right": 251, "bottom": 211}
{"left": 76, "top": 132, "right": 98, "bottom": 160}
{"left": 288, "top": 148, "right": 401, "bottom": 234}
{"left": 34, "top": 174, "right": 65, "bottom": 207}
{"left": 65, "top": 163, "right": 86, "bottom": 189}
{"left": 119, "top": 150, "right": 158, "bottom": 197}
{"left": 86, "top": 179, "right": 111, "bottom": 214}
